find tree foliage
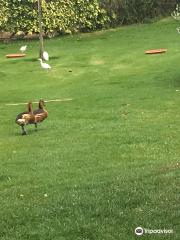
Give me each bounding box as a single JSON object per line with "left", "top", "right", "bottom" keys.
{"left": 0, "top": 0, "right": 109, "bottom": 37}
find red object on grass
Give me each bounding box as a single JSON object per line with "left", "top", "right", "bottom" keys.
{"left": 145, "top": 49, "right": 166, "bottom": 54}
{"left": 6, "top": 54, "right": 25, "bottom": 58}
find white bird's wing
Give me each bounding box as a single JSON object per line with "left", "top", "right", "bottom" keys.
{"left": 43, "top": 52, "right": 49, "bottom": 61}
{"left": 42, "top": 63, "right": 51, "bottom": 69}
{"left": 20, "top": 46, "right": 26, "bottom": 52}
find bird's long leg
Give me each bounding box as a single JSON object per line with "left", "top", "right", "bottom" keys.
{"left": 22, "top": 124, "right": 27, "bottom": 135}
{"left": 35, "top": 123, "right": 38, "bottom": 131}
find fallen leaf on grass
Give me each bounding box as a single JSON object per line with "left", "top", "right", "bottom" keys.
{"left": 127, "top": 103, "right": 130, "bottom": 106}
{"left": 175, "top": 90, "right": 179, "bottom": 91}
{"left": 20, "top": 194, "right": 23, "bottom": 197}
{"left": 122, "top": 113, "right": 127, "bottom": 116}
{"left": 163, "top": 162, "right": 180, "bottom": 171}
{"left": 135, "top": 207, "right": 143, "bottom": 212}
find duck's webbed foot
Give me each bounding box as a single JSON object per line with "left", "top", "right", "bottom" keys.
{"left": 35, "top": 123, "right": 38, "bottom": 131}
{"left": 22, "top": 131, "right": 28, "bottom": 135}
{"left": 22, "top": 124, "right": 28, "bottom": 135}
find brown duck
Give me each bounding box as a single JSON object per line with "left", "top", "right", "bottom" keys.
{"left": 33, "top": 100, "right": 48, "bottom": 131}
{"left": 15, "top": 102, "right": 35, "bottom": 135}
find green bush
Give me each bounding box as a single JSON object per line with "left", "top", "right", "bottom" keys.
{"left": 98, "top": 0, "right": 180, "bottom": 27}
{"left": 0, "top": 0, "right": 109, "bottom": 37}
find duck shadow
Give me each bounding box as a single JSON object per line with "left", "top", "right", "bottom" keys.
{"left": 14, "top": 128, "right": 45, "bottom": 136}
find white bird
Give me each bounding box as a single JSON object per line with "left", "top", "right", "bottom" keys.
{"left": 43, "top": 51, "right": 49, "bottom": 61}
{"left": 20, "top": 45, "right": 27, "bottom": 52}
{"left": 38, "top": 59, "right": 51, "bottom": 71}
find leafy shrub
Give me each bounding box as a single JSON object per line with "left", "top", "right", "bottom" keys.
{"left": 0, "top": 0, "right": 109, "bottom": 37}
{"left": 98, "top": 0, "right": 180, "bottom": 27}
{"left": 172, "top": 4, "right": 180, "bottom": 34}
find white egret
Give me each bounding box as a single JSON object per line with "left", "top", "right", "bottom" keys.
{"left": 20, "top": 45, "right": 27, "bottom": 52}
{"left": 38, "top": 59, "right": 51, "bottom": 71}
{"left": 43, "top": 51, "right": 49, "bottom": 61}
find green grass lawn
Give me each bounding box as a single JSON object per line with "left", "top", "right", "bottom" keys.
{"left": 0, "top": 17, "right": 180, "bottom": 239}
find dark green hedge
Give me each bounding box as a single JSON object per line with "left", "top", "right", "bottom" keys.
{"left": 98, "top": 0, "right": 180, "bottom": 27}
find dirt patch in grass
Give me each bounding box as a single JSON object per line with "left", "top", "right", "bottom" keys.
{"left": 0, "top": 31, "right": 45, "bottom": 41}
{"left": 94, "top": 28, "right": 118, "bottom": 35}
{"left": 90, "top": 60, "right": 105, "bottom": 65}
{"left": 80, "top": 28, "right": 120, "bottom": 38}
{"left": 162, "top": 162, "right": 180, "bottom": 171}
{"left": 159, "top": 16, "right": 173, "bottom": 22}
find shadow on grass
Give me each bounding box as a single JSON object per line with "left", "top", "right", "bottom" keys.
{"left": 23, "top": 58, "right": 40, "bottom": 62}
{"left": 49, "top": 56, "right": 60, "bottom": 60}
{"left": 23, "top": 56, "right": 60, "bottom": 62}
{"left": 0, "top": 72, "right": 7, "bottom": 77}
{"left": 14, "top": 127, "right": 47, "bottom": 136}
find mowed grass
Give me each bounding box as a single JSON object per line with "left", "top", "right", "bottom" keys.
{"left": 0, "top": 16, "right": 180, "bottom": 239}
